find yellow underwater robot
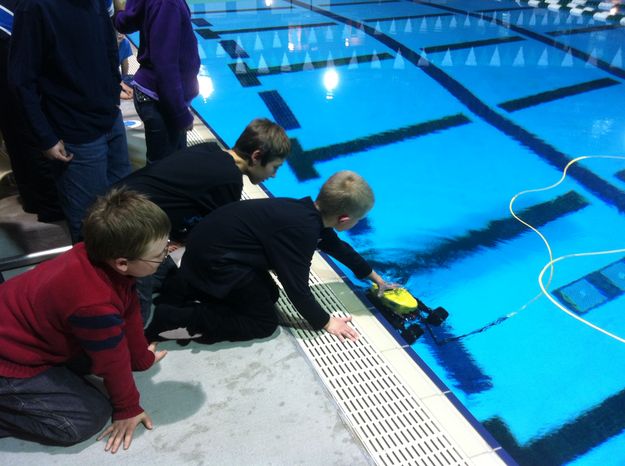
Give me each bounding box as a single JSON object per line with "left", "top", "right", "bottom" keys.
{"left": 366, "top": 285, "right": 449, "bottom": 344}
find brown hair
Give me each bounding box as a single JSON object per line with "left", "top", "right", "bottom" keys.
{"left": 83, "top": 188, "right": 171, "bottom": 263}
{"left": 316, "top": 170, "right": 374, "bottom": 219}
{"left": 233, "top": 118, "right": 291, "bottom": 165}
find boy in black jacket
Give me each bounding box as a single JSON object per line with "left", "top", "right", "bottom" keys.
{"left": 117, "top": 118, "right": 290, "bottom": 324}
{"left": 150, "top": 171, "right": 394, "bottom": 342}
{"left": 119, "top": 118, "right": 290, "bottom": 244}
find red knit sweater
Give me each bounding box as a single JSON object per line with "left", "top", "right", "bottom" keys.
{"left": 0, "top": 243, "right": 155, "bottom": 420}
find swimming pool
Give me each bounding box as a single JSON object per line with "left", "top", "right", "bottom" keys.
{"left": 147, "top": 0, "right": 625, "bottom": 463}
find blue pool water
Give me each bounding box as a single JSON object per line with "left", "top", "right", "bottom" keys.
{"left": 143, "top": 0, "right": 625, "bottom": 463}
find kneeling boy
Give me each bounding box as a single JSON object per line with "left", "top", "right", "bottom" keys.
{"left": 0, "top": 189, "right": 170, "bottom": 453}
{"left": 151, "top": 171, "right": 393, "bottom": 342}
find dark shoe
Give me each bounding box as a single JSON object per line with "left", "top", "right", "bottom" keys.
{"left": 144, "top": 303, "right": 196, "bottom": 341}
{"left": 37, "top": 209, "right": 65, "bottom": 223}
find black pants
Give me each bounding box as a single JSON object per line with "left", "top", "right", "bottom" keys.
{"left": 159, "top": 269, "right": 280, "bottom": 343}
{"left": 133, "top": 88, "right": 187, "bottom": 164}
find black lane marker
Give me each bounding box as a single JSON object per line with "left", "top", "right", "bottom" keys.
{"left": 259, "top": 90, "right": 301, "bottom": 130}
{"left": 365, "top": 191, "right": 589, "bottom": 283}
{"left": 364, "top": 12, "right": 452, "bottom": 22}
{"left": 228, "top": 52, "right": 394, "bottom": 87}
{"left": 213, "top": 21, "right": 336, "bottom": 35}
{"left": 422, "top": 35, "right": 524, "bottom": 54}
{"left": 547, "top": 23, "right": 624, "bottom": 37}
{"left": 498, "top": 77, "right": 620, "bottom": 112}
{"left": 287, "top": 114, "right": 471, "bottom": 180}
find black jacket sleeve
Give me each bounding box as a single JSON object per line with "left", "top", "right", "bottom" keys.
{"left": 318, "top": 228, "right": 372, "bottom": 279}
{"left": 266, "top": 226, "right": 330, "bottom": 330}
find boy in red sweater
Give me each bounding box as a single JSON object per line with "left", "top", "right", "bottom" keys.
{"left": 0, "top": 188, "right": 170, "bottom": 453}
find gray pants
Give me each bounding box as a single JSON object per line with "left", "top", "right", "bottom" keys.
{"left": 0, "top": 366, "right": 111, "bottom": 446}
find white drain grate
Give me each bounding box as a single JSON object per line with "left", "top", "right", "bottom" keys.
{"left": 276, "top": 270, "right": 472, "bottom": 466}
{"left": 187, "top": 128, "right": 208, "bottom": 146}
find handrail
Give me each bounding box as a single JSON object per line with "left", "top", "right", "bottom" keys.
{"left": 0, "top": 245, "right": 72, "bottom": 272}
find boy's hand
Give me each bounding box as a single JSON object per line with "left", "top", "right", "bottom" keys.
{"left": 167, "top": 240, "right": 183, "bottom": 253}
{"left": 148, "top": 342, "right": 167, "bottom": 363}
{"left": 375, "top": 281, "right": 400, "bottom": 297}
{"left": 120, "top": 82, "right": 133, "bottom": 100}
{"left": 43, "top": 140, "right": 73, "bottom": 162}
{"left": 368, "top": 270, "right": 399, "bottom": 296}
{"left": 97, "top": 411, "right": 153, "bottom": 454}
{"left": 324, "top": 316, "right": 359, "bottom": 342}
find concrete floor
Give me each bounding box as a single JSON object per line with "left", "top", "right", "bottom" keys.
{"left": 0, "top": 330, "right": 371, "bottom": 465}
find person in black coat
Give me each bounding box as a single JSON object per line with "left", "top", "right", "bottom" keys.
{"left": 0, "top": 0, "right": 62, "bottom": 222}
{"left": 149, "top": 170, "right": 395, "bottom": 343}
{"left": 9, "top": 0, "right": 129, "bottom": 242}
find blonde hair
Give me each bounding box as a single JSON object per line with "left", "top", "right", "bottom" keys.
{"left": 83, "top": 188, "right": 171, "bottom": 263}
{"left": 315, "top": 170, "right": 374, "bottom": 219}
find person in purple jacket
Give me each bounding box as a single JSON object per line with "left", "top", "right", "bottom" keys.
{"left": 113, "top": 0, "right": 200, "bottom": 163}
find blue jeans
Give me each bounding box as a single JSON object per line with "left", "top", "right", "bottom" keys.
{"left": 133, "top": 89, "right": 187, "bottom": 164}
{"left": 0, "top": 367, "right": 111, "bottom": 446}
{"left": 54, "top": 111, "right": 130, "bottom": 242}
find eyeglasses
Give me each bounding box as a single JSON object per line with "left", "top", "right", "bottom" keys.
{"left": 135, "top": 240, "right": 170, "bottom": 265}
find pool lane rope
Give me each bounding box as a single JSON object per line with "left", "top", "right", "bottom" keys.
{"left": 510, "top": 155, "right": 625, "bottom": 344}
